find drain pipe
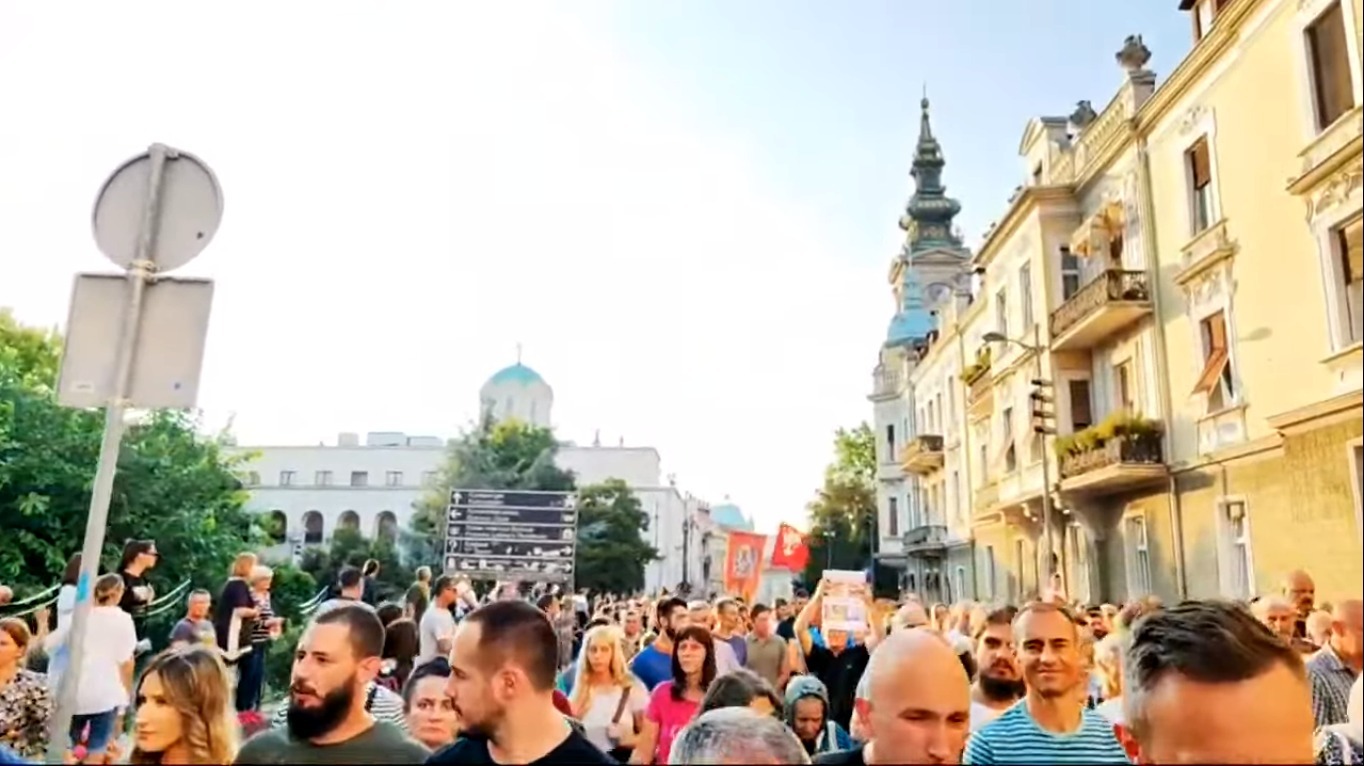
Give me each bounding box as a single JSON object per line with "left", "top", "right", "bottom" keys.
{"left": 1135, "top": 129, "right": 1189, "bottom": 599}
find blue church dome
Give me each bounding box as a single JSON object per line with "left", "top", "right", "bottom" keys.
{"left": 885, "top": 310, "right": 934, "bottom": 348}
{"left": 711, "top": 503, "right": 752, "bottom": 531}
{"left": 487, "top": 362, "right": 546, "bottom": 387}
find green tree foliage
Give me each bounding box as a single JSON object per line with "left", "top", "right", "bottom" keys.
{"left": 407, "top": 417, "right": 576, "bottom": 568}
{"left": 574, "top": 479, "right": 658, "bottom": 595}
{"left": 803, "top": 423, "right": 878, "bottom": 584}
{"left": 0, "top": 310, "right": 263, "bottom": 598}
{"left": 299, "top": 527, "right": 412, "bottom": 603}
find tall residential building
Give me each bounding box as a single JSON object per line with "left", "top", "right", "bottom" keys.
{"left": 869, "top": 98, "right": 974, "bottom": 598}
{"left": 1143, "top": 0, "right": 1362, "bottom": 601}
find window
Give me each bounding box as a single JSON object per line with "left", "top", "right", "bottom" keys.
{"left": 1306, "top": 1, "right": 1356, "bottom": 131}
{"left": 954, "top": 566, "right": 967, "bottom": 602}
{"left": 314, "top": 470, "right": 333, "bottom": 487}
{"left": 985, "top": 545, "right": 998, "bottom": 600}
{"left": 951, "top": 470, "right": 963, "bottom": 528}
{"left": 1109, "top": 230, "right": 1126, "bottom": 266}
{"left": 1001, "top": 407, "right": 1017, "bottom": 473}
{"left": 385, "top": 471, "right": 403, "bottom": 487}
{"left": 935, "top": 393, "right": 944, "bottom": 434}
{"left": 1193, "top": 0, "right": 1233, "bottom": 41}
{"left": 350, "top": 471, "right": 369, "bottom": 488}
{"left": 978, "top": 442, "right": 990, "bottom": 483}
{"left": 279, "top": 470, "right": 296, "bottom": 486}
{"left": 888, "top": 496, "right": 900, "bottom": 537}
{"left": 886, "top": 424, "right": 896, "bottom": 459}
{"left": 995, "top": 288, "right": 1009, "bottom": 337}
{"left": 1193, "top": 310, "right": 1236, "bottom": 411}
{"left": 1219, "top": 500, "right": 1254, "bottom": 599}
{"left": 1019, "top": 263, "right": 1034, "bottom": 329}
{"left": 245, "top": 471, "right": 260, "bottom": 486}
{"left": 1013, "top": 538, "right": 1027, "bottom": 600}
{"left": 1069, "top": 379, "right": 1094, "bottom": 430}
{"left": 1125, "top": 515, "right": 1152, "bottom": 597}
{"left": 1116, "top": 360, "right": 1136, "bottom": 413}
{"left": 1333, "top": 216, "right": 1363, "bottom": 345}
{"left": 1187, "top": 136, "right": 1214, "bottom": 235}
{"left": 421, "top": 471, "right": 439, "bottom": 486}
{"left": 947, "top": 377, "right": 957, "bottom": 431}
{"left": 1032, "top": 163, "right": 1043, "bottom": 186}
{"left": 1067, "top": 524, "right": 1089, "bottom": 603}
{"left": 1060, "top": 246, "right": 1082, "bottom": 300}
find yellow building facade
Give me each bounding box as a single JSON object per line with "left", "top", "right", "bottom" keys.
{"left": 963, "top": 0, "right": 1362, "bottom": 606}
{"left": 1143, "top": 0, "right": 1363, "bottom": 603}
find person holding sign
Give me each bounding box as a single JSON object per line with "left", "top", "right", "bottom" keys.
{"left": 792, "top": 574, "right": 882, "bottom": 730}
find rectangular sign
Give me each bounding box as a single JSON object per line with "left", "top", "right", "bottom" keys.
{"left": 444, "top": 488, "right": 579, "bottom": 583}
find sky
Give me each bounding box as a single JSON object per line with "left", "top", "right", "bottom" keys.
{"left": 0, "top": 2, "right": 1191, "bottom": 533}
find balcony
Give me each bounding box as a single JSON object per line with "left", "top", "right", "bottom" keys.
{"left": 1057, "top": 414, "right": 1167, "bottom": 497}
{"left": 876, "top": 458, "right": 904, "bottom": 482}
{"left": 973, "top": 482, "right": 999, "bottom": 513}
{"left": 1050, "top": 269, "right": 1153, "bottom": 352}
{"left": 900, "top": 434, "right": 945, "bottom": 475}
{"left": 870, "top": 367, "right": 903, "bottom": 400}
{"left": 964, "top": 348, "right": 993, "bottom": 420}
{"left": 903, "top": 524, "right": 949, "bottom": 555}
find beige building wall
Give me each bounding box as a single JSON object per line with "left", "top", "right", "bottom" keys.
{"left": 1143, "top": 0, "right": 1363, "bottom": 602}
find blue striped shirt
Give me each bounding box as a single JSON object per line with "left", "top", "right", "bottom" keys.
{"left": 963, "top": 700, "right": 1129, "bottom": 765}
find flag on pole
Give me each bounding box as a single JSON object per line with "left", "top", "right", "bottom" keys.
{"left": 769, "top": 523, "right": 810, "bottom": 572}
{"left": 723, "top": 531, "right": 767, "bottom": 601}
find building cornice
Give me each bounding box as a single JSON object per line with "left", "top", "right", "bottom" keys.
{"left": 973, "top": 185, "right": 1073, "bottom": 271}
{"left": 1134, "top": 0, "right": 1266, "bottom": 134}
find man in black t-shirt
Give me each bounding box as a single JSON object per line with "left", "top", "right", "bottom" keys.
{"left": 427, "top": 601, "right": 612, "bottom": 765}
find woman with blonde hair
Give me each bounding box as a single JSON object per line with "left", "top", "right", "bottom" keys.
{"left": 570, "top": 624, "right": 647, "bottom": 762}
{"left": 1091, "top": 633, "right": 1125, "bottom": 724}
{"left": 130, "top": 645, "right": 238, "bottom": 764}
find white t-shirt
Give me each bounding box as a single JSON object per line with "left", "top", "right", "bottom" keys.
{"left": 713, "top": 639, "right": 741, "bottom": 675}
{"left": 577, "top": 681, "right": 649, "bottom": 752}
{"left": 418, "top": 605, "right": 456, "bottom": 665}
{"left": 970, "top": 701, "right": 1008, "bottom": 731}
{"left": 69, "top": 606, "right": 137, "bottom": 715}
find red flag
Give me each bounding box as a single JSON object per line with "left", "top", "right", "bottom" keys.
{"left": 723, "top": 531, "right": 767, "bottom": 601}
{"left": 769, "top": 523, "right": 809, "bottom": 572}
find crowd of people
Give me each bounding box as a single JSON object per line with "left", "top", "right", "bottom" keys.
{"left": 0, "top": 550, "right": 1360, "bottom": 764}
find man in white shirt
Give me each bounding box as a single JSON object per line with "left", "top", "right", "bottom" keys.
{"left": 418, "top": 576, "right": 459, "bottom": 665}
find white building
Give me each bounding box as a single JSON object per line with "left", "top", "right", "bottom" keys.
{"left": 231, "top": 360, "right": 709, "bottom": 592}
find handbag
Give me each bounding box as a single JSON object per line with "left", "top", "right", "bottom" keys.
{"left": 606, "top": 688, "right": 634, "bottom": 763}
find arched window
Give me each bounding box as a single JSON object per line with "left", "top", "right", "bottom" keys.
{"left": 264, "top": 510, "right": 288, "bottom": 544}
{"left": 376, "top": 511, "right": 398, "bottom": 543}
{"left": 303, "top": 511, "right": 324, "bottom": 545}
{"left": 338, "top": 510, "right": 360, "bottom": 533}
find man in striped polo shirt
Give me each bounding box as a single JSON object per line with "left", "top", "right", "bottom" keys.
{"left": 963, "top": 602, "right": 1127, "bottom": 765}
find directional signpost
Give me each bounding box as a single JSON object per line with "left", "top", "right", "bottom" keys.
{"left": 46, "top": 145, "right": 222, "bottom": 765}
{"left": 445, "top": 489, "right": 580, "bottom": 583}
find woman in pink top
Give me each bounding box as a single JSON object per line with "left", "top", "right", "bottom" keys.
{"left": 630, "top": 625, "right": 716, "bottom": 764}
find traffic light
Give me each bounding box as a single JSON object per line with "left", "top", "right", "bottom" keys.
{"left": 1030, "top": 378, "right": 1056, "bottom": 435}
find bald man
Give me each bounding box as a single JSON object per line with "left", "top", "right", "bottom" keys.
{"left": 1307, "top": 598, "right": 1363, "bottom": 727}
{"left": 1253, "top": 596, "right": 1317, "bottom": 653}
{"left": 1281, "top": 570, "right": 1316, "bottom": 638}
{"left": 817, "top": 629, "right": 970, "bottom": 765}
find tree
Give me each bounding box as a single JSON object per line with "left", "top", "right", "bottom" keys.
{"left": 299, "top": 527, "right": 412, "bottom": 603}
{"left": 574, "top": 479, "right": 658, "bottom": 595}
{"left": 407, "top": 417, "right": 577, "bottom": 572}
{"left": 0, "top": 309, "right": 263, "bottom": 600}
{"left": 803, "top": 423, "right": 878, "bottom": 585}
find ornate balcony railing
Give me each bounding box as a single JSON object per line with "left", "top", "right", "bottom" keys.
{"left": 1050, "top": 269, "right": 1151, "bottom": 340}
{"left": 901, "top": 434, "right": 945, "bottom": 474}
{"left": 904, "top": 524, "right": 949, "bottom": 553}
{"left": 1059, "top": 432, "right": 1164, "bottom": 480}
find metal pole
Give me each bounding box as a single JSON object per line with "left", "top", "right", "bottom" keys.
{"left": 46, "top": 145, "right": 169, "bottom": 765}
{"left": 1034, "top": 322, "right": 1059, "bottom": 598}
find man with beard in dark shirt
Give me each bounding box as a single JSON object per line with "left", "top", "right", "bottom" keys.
{"left": 428, "top": 600, "right": 613, "bottom": 765}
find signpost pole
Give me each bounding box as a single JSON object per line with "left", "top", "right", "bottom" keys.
{"left": 45, "top": 145, "right": 170, "bottom": 765}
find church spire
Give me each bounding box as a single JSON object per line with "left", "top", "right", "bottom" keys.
{"left": 898, "top": 92, "right": 963, "bottom": 253}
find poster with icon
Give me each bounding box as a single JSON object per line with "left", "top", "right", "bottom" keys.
{"left": 821, "top": 570, "right": 870, "bottom": 632}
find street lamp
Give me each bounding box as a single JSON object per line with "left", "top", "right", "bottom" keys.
{"left": 981, "top": 324, "right": 1064, "bottom": 598}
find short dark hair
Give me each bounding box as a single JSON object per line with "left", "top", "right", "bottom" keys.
{"left": 656, "top": 596, "right": 687, "bottom": 623}
{"left": 462, "top": 600, "right": 558, "bottom": 691}
{"left": 312, "top": 601, "right": 386, "bottom": 659}
{"left": 974, "top": 605, "right": 1019, "bottom": 640}
{"left": 750, "top": 603, "right": 771, "bottom": 621}
{"left": 773, "top": 598, "right": 788, "bottom": 609}
{"left": 793, "top": 588, "right": 809, "bottom": 599}
{"left": 432, "top": 575, "right": 456, "bottom": 597}
{"left": 699, "top": 668, "right": 783, "bottom": 717}
{"left": 338, "top": 566, "right": 363, "bottom": 590}
{"left": 376, "top": 602, "right": 404, "bottom": 627}
{"left": 402, "top": 657, "right": 452, "bottom": 710}
{"left": 670, "top": 625, "right": 718, "bottom": 700}
{"left": 1123, "top": 600, "right": 1305, "bottom": 740}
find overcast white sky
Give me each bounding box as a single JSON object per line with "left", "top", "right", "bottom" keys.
{"left": 0, "top": 3, "right": 898, "bottom": 532}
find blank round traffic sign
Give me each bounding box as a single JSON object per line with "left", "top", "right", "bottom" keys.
{"left": 91, "top": 147, "right": 223, "bottom": 273}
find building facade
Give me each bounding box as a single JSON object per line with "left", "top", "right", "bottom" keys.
{"left": 232, "top": 361, "right": 715, "bottom": 593}
{"left": 1142, "top": 0, "right": 1363, "bottom": 603}
{"left": 958, "top": 0, "right": 1363, "bottom": 606}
